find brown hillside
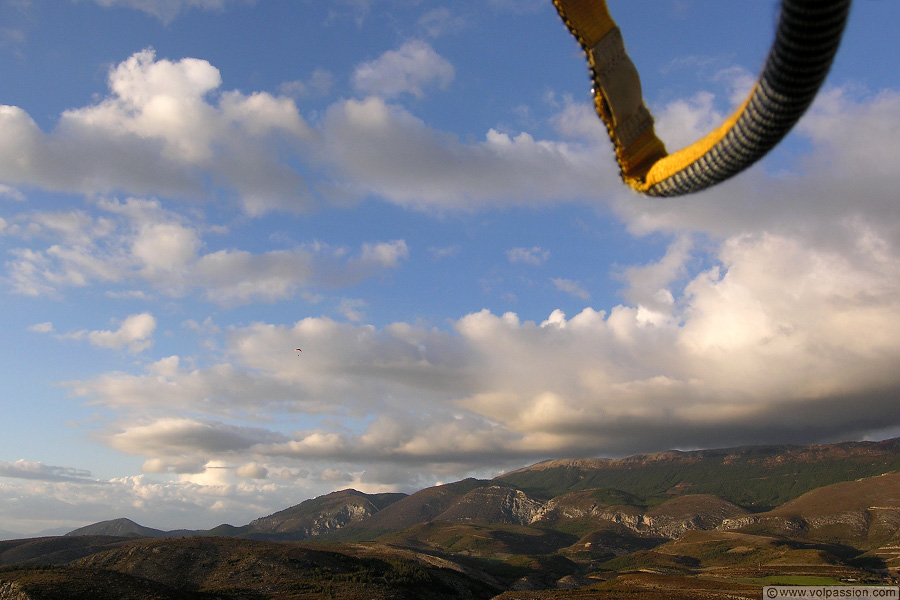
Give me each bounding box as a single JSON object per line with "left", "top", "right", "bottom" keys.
{"left": 647, "top": 494, "right": 749, "bottom": 538}
{"left": 532, "top": 489, "right": 647, "bottom": 535}
{"left": 723, "top": 471, "right": 900, "bottom": 547}
{"left": 68, "top": 536, "right": 497, "bottom": 599}
{"left": 433, "top": 485, "right": 543, "bottom": 525}
{"left": 246, "top": 488, "right": 406, "bottom": 540}
{"left": 340, "top": 478, "right": 503, "bottom": 536}
{"left": 0, "top": 565, "right": 198, "bottom": 600}
{"left": 379, "top": 520, "right": 576, "bottom": 558}
{"left": 0, "top": 536, "right": 132, "bottom": 567}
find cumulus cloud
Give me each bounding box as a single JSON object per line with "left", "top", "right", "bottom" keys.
{"left": 0, "top": 49, "right": 617, "bottom": 215}
{"left": 353, "top": 40, "right": 454, "bottom": 99}
{"left": 235, "top": 462, "right": 268, "bottom": 479}
{"left": 4, "top": 196, "right": 408, "bottom": 303}
{"left": 619, "top": 236, "right": 693, "bottom": 310}
{"left": 0, "top": 49, "right": 310, "bottom": 214}
{"left": 68, "top": 211, "right": 900, "bottom": 467}
{"left": 31, "top": 314, "right": 156, "bottom": 353}
{"left": 321, "top": 96, "right": 612, "bottom": 210}
{"left": 66, "top": 312, "right": 157, "bottom": 353}
{"left": 359, "top": 239, "right": 409, "bottom": 268}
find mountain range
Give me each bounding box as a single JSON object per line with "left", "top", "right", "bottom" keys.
{"left": 5, "top": 438, "right": 900, "bottom": 598}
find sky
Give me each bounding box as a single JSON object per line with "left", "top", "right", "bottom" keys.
{"left": 2, "top": 0, "right": 900, "bottom": 537}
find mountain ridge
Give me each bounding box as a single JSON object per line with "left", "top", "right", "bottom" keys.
{"left": 496, "top": 437, "right": 900, "bottom": 507}
{"left": 8, "top": 438, "right": 900, "bottom": 598}
{"left": 58, "top": 437, "right": 900, "bottom": 545}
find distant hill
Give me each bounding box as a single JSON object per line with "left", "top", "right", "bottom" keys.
{"left": 496, "top": 438, "right": 900, "bottom": 509}
{"left": 0, "top": 529, "right": 22, "bottom": 542}
{"left": 65, "top": 518, "right": 168, "bottom": 539}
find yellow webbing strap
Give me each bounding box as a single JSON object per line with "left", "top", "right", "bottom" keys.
{"left": 552, "top": 0, "right": 851, "bottom": 196}
{"left": 552, "top": 0, "right": 669, "bottom": 191}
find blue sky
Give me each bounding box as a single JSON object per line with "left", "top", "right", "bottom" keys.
{"left": 2, "top": 0, "right": 900, "bottom": 536}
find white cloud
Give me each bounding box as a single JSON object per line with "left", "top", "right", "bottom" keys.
{"left": 619, "top": 236, "right": 693, "bottom": 309}
{"left": 507, "top": 246, "right": 549, "bottom": 266}
{"left": 0, "top": 50, "right": 618, "bottom": 215}
{"left": 359, "top": 239, "right": 409, "bottom": 268}
{"left": 28, "top": 322, "right": 54, "bottom": 333}
{"left": 338, "top": 298, "right": 367, "bottom": 322}
{"left": 45, "top": 313, "right": 157, "bottom": 353}
{"left": 418, "top": 8, "right": 467, "bottom": 38}
{"left": 0, "top": 49, "right": 311, "bottom": 214}
{"left": 353, "top": 40, "right": 454, "bottom": 99}
{"left": 321, "top": 96, "right": 614, "bottom": 210}
{"left": 68, "top": 216, "right": 900, "bottom": 465}
{"left": 87, "top": 313, "right": 157, "bottom": 352}
{"left": 0, "top": 460, "right": 94, "bottom": 482}
{"left": 0, "top": 468, "right": 307, "bottom": 534}
{"left": 108, "top": 418, "right": 286, "bottom": 458}
{"left": 279, "top": 69, "right": 334, "bottom": 98}
{"left": 235, "top": 462, "right": 268, "bottom": 479}
{"left": 551, "top": 277, "right": 589, "bottom": 300}
{"left": 4, "top": 197, "right": 409, "bottom": 304}
{"left": 89, "top": 0, "right": 254, "bottom": 23}
{"left": 0, "top": 184, "right": 25, "bottom": 202}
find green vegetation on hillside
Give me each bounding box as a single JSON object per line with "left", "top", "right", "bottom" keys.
{"left": 499, "top": 442, "right": 900, "bottom": 510}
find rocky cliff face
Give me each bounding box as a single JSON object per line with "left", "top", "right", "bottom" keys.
{"left": 436, "top": 485, "right": 545, "bottom": 526}
{"left": 532, "top": 491, "right": 747, "bottom": 540}
{"left": 246, "top": 490, "right": 388, "bottom": 540}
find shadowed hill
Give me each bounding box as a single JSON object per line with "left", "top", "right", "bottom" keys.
{"left": 67, "top": 536, "right": 499, "bottom": 599}
{"left": 65, "top": 518, "right": 167, "bottom": 539}
{"left": 0, "top": 565, "right": 202, "bottom": 600}
{"left": 243, "top": 488, "right": 407, "bottom": 541}
{"left": 0, "top": 536, "right": 133, "bottom": 567}
{"left": 335, "top": 479, "right": 510, "bottom": 539}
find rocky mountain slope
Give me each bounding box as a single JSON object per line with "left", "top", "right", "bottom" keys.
{"left": 244, "top": 489, "right": 407, "bottom": 541}
{"left": 6, "top": 438, "right": 900, "bottom": 598}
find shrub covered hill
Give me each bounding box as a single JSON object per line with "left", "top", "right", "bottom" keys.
{"left": 5, "top": 438, "right": 900, "bottom": 599}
